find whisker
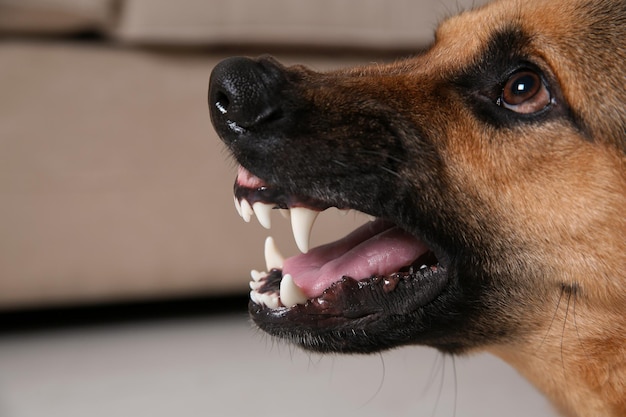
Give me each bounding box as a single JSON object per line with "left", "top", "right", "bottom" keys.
{"left": 431, "top": 354, "right": 447, "bottom": 417}
{"left": 359, "top": 353, "right": 386, "bottom": 408}
{"left": 331, "top": 149, "right": 406, "bottom": 180}
{"left": 451, "top": 356, "right": 458, "bottom": 417}
{"left": 422, "top": 352, "right": 444, "bottom": 398}
{"left": 538, "top": 284, "right": 566, "bottom": 352}
{"left": 560, "top": 285, "right": 573, "bottom": 381}
{"left": 331, "top": 159, "right": 349, "bottom": 168}
{"left": 380, "top": 165, "right": 403, "bottom": 179}
{"left": 571, "top": 285, "right": 592, "bottom": 362}
{"left": 355, "top": 149, "right": 407, "bottom": 165}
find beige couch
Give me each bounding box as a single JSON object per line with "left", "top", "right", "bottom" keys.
{"left": 0, "top": 0, "right": 485, "bottom": 309}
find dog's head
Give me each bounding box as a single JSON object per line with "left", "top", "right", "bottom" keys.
{"left": 208, "top": 0, "right": 625, "bottom": 363}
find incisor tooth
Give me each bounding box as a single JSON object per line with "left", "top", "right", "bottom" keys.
{"left": 280, "top": 274, "right": 308, "bottom": 307}
{"left": 250, "top": 270, "right": 266, "bottom": 282}
{"left": 253, "top": 203, "right": 273, "bottom": 229}
{"left": 240, "top": 199, "right": 253, "bottom": 223}
{"left": 261, "top": 293, "right": 280, "bottom": 309}
{"left": 264, "top": 236, "right": 284, "bottom": 271}
{"left": 290, "top": 207, "right": 319, "bottom": 253}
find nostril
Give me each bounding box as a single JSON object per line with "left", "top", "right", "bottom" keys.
{"left": 209, "top": 56, "right": 287, "bottom": 135}
{"left": 215, "top": 91, "right": 230, "bottom": 115}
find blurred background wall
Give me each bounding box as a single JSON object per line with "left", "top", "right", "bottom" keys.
{"left": 0, "top": 0, "right": 488, "bottom": 310}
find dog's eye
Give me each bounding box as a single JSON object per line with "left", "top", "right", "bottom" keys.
{"left": 498, "top": 70, "right": 551, "bottom": 114}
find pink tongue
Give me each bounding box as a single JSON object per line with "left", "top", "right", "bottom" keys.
{"left": 284, "top": 220, "right": 430, "bottom": 298}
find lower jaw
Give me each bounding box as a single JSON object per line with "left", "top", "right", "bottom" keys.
{"left": 248, "top": 263, "right": 450, "bottom": 354}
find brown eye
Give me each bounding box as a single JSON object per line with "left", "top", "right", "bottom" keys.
{"left": 499, "top": 70, "right": 551, "bottom": 114}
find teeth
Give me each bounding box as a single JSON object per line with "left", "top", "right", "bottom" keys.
{"left": 264, "top": 236, "right": 285, "bottom": 271}
{"left": 290, "top": 207, "right": 319, "bottom": 253}
{"left": 261, "top": 293, "right": 280, "bottom": 309}
{"left": 250, "top": 291, "right": 261, "bottom": 305}
{"left": 237, "top": 195, "right": 375, "bottom": 257}
{"left": 253, "top": 203, "right": 273, "bottom": 229}
{"left": 279, "top": 274, "right": 308, "bottom": 307}
{"left": 234, "top": 196, "right": 243, "bottom": 217}
{"left": 239, "top": 199, "right": 254, "bottom": 223}
{"left": 250, "top": 291, "right": 280, "bottom": 309}
{"left": 250, "top": 270, "right": 266, "bottom": 282}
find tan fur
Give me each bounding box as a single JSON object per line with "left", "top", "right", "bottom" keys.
{"left": 352, "top": 1, "right": 626, "bottom": 414}
{"left": 437, "top": 1, "right": 626, "bottom": 415}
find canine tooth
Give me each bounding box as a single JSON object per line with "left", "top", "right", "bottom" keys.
{"left": 290, "top": 207, "right": 319, "bottom": 253}
{"left": 240, "top": 199, "right": 254, "bottom": 223}
{"left": 264, "top": 236, "right": 285, "bottom": 271}
{"left": 253, "top": 203, "right": 273, "bottom": 229}
{"left": 279, "top": 274, "right": 308, "bottom": 307}
{"left": 234, "top": 196, "right": 243, "bottom": 217}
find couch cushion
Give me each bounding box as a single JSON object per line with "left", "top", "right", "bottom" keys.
{"left": 0, "top": 41, "right": 374, "bottom": 308}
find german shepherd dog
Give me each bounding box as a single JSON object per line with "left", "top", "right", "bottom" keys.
{"left": 208, "top": 0, "right": 625, "bottom": 415}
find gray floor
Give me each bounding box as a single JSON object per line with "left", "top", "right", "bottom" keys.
{"left": 0, "top": 313, "right": 558, "bottom": 417}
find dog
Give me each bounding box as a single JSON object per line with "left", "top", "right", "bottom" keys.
{"left": 208, "top": 0, "right": 625, "bottom": 415}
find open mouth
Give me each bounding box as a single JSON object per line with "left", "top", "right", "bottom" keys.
{"left": 233, "top": 166, "right": 447, "bottom": 316}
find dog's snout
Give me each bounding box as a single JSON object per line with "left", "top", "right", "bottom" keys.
{"left": 209, "top": 56, "right": 285, "bottom": 139}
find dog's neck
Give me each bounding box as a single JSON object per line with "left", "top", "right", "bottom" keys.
{"left": 490, "top": 299, "right": 626, "bottom": 417}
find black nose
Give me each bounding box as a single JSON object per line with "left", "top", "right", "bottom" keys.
{"left": 208, "top": 56, "right": 286, "bottom": 140}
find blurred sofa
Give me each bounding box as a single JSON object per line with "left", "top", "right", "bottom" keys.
{"left": 0, "top": 0, "right": 484, "bottom": 309}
